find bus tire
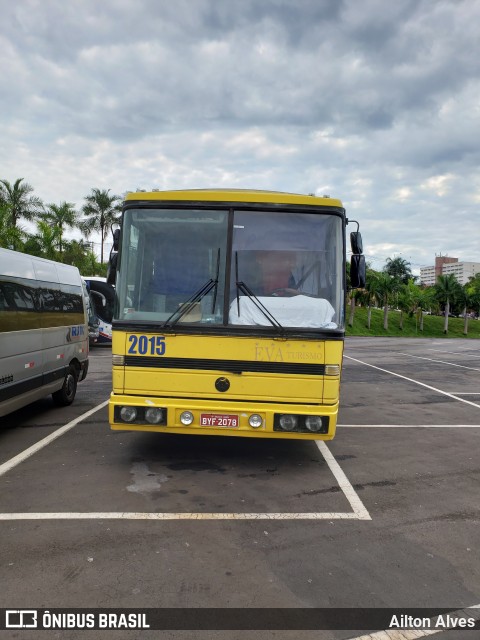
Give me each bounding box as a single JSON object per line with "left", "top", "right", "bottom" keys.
{"left": 52, "top": 365, "right": 78, "bottom": 406}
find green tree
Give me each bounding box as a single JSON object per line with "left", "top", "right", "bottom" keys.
{"left": 434, "top": 274, "right": 461, "bottom": 334}
{"left": 384, "top": 256, "right": 414, "bottom": 285}
{"left": 411, "top": 284, "right": 434, "bottom": 332}
{"left": 0, "top": 178, "right": 43, "bottom": 227}
{"left": 29, "top": 219, "right": 61, "bottom": 260}
{"left": 398, "top": 279, "right": 427, "bottom": 331}
{"left": 465, "top": 274, "right": 480, "bottom": 318}
{"left": 348, "top": 288, "right": 363, "bottom": 327}
{"left": 0, "top": 201, "right": 26, "bottom": 250}
{"left": 456, "top": 283, "right": 476, "bottom": 336}
{"left": 80, "top": 188, "right": 121, "bottom": 263}
{"left": 375, "top": 272, "right": 396, "bottom": 330}
{"left": 42, "top": 201, "right": 78, "bottom": 257}
{"left": 62, "top": 239, "right": 105, "bottom": 276}
{"left": 363, "top": 269, "right": 380, "bottom": 329}
{"left": 397, "top": 284, "right": 413, "bottom": 331}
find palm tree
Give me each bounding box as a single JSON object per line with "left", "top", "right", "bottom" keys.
{"left": 397, "top": 279, "right": 424, "bottom": 331}
{"left": 42, "top": 201, "right": 78, "bottom": 257}
{"left": 348, "top": 288, "right": 362, "bottom": 327}
{"left": 397, "top": 285, "right": 412, "bottom": 331}
{"left": 466, "top": 274, "right": 480, "bottom": 318}
{"left": 457, "top": 284, "right": 475, "bottom": 336}
{"left": 80, "top": 188, "right": 121, "bottom": 263}
{"left": 434, "top": 274, "right": 461, "bottom": 334}
{"left": 0, "top": 201, "right": 25, "bottom": 250}
{"left": 412, "top": 285, "right": 434, "bottom": 332}
{"left": 364, "top": 270, "right": 380, "bottom": 329}
{"left": 31, "top": 219, "right": 61, "bottom": 260}
{"left": 384, "top": 256, "right": 414, "bottom": 285}
{"left": 375, "top": 272, "right": 396, "bottom": 330}
{"left": 0, "top": 178, "right": 43, "bottom": 227}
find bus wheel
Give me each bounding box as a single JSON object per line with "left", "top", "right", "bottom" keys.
{"left": 52, "top": 366, "right": 78, "bottom": 406}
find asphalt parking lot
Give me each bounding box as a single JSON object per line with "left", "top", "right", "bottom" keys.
{"left": 0, "top": 337, "right": 479, "bottom": 639}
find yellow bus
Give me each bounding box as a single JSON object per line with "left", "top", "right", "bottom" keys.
{"left": 108, "top": 189, "right": 365, "bottom": 440}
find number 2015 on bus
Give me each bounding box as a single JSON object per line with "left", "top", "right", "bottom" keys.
{"left": 128, "top": 335, "right": 166, "bottom": 355}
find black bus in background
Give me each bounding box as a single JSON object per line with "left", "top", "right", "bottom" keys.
{"left": 83, "top": 278, "right": 114, "bottom": 345}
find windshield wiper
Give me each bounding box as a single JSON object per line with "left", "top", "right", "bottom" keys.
{"left": 162, "top": 249, "right": 221, "bottom": 328}
{"left": 235, "top": 252, "right": 284, "bottom": 332}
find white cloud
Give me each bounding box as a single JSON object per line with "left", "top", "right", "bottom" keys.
{"left": 1, "top": 0, "right": 480, "bottom": 269}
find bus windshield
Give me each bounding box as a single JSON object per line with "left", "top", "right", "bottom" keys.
{"left": 116, "top": 207, "right": 344, "bottom": 331}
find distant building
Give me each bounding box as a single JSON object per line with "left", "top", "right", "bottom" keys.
{"left": 420, "top": 255, "right": 480, "bottom": 286}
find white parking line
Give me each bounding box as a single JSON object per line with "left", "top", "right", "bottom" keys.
{"left": 397, "top": 352, "right": 480, "bottom": 371}
{"left": 428, "top": 348, "right": 480, "bottom": 356}
{"left": 316, "top": 441, "right": 371, "bottom": 520}
{"left": 344, "top": 356, "right": 480, "bottom": 410}
{"left": 0, "top": 511, "right": 365, "bottom": 521}
{"left": 0, "top": 414, "right": 370, "bottom": 521}
{"left": 0, "top": 400, "right": 109, "bottom": 478}
{"left": 449, "top": 392, "right": 480, "bottom": 396}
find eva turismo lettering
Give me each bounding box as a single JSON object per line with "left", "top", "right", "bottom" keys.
{"left": 390, "top": 614, "right": 475, "bottom": 629}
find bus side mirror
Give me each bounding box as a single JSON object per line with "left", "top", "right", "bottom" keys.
{"left": 350, "top": 254, "right": 366, "bottom": 288}
{"left": 350, "top": 231, "right": 363, "bottom": 255}
{"left": 106, "top": 252, "right": 117, "bottom": 285}
{"left": 113, "top": 228, "right": 120, "bottom": 251}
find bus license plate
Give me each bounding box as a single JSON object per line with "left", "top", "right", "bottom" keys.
{"left": 200, "top": 414, "right": 239, "bottom": 428}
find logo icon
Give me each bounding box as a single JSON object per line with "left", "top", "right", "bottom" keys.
{"left": 6, "top": 610, "right": 38, "bottom": 628}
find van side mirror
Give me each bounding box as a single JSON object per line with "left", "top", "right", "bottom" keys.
{"left": 350, "top": 254, "right": 366, "bottom": 288}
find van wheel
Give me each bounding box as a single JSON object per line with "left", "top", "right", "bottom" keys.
{"left": 52, "top": 366, "right": 78, "bottom": 406}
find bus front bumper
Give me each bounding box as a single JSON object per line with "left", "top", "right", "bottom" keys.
{"left": 109, "top": 393, "right": 338, "bottom": 440}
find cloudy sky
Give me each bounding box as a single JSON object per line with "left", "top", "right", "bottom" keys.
{"left": 2, "top": 0, "right": 479, "bottom": 273}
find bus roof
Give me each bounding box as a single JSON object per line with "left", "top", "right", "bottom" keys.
{"left": 124, "top": 189, "right": 343, "bottom": 208}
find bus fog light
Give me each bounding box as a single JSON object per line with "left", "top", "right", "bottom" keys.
{"left": 248, "top": 414, "right": 263, "bottom": 428}
{"left": 305, "top": 416, "right": 324, "bottom": 432}
{"left": 279, "top": 415, "right": 297, "bottom": 431}
{"left": 145, "top": 407, "right": 164, "bottom": 424}
{"left": 180, "top": 411, "right": 194, "bottom": 425}
{"left": 120, "top": 406, "right": 137, "bottom": 423}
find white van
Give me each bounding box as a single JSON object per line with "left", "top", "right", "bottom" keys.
{"left": 0, "top": 249, "right": 89, "bottom": 418}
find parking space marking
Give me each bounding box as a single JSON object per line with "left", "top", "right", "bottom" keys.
{"left": 0, "top": 511, "right": 366, "bottom": 521}
{"left": 428, "top": 348, "right": 480, "bottom": 356}
{"left": 0, "top": 437, "right": 371, "bottom": 521}
{"left": 449, "top": 393, "right": 480, "bottom": 396}
{"left": 397, "top": 352, "right": 480, "bottom": 372}
{"left": 344, "top": 356, "right": 480, "bottom": 410}
{"left": 0, "top": 400, "right": 109, "bottom": 478}
{"left": 316, "top": 441, "right": 371, "bottom": 520}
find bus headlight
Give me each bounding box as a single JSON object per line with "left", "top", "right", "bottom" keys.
{"left": 120, "top": 406, "right": 137, "bottom": 423}
{"left": 248, "top": 414, "right": 263, "bottom": 428}
{"left": 145, "top": 407, "right": 164, "bottom": 424}
{"left": 305, "top": 416, "right": 324, "bottom": 432}
{"left": 180, "top": 411, "right": 194, "bottom": 425}
{"left": 278, "top": 415, "right": 297, "bottom": 431}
